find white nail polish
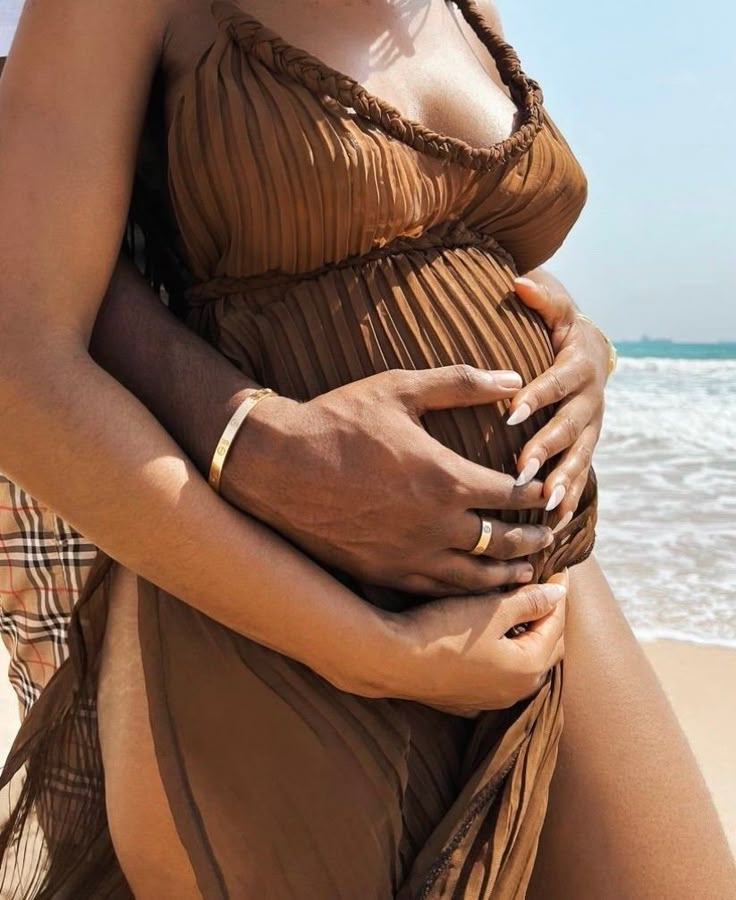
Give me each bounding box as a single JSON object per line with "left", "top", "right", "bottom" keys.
{"left": 552, "top": 511, "right": 573, "bottom": 534}
{"left": 507, "top": 402, "right": 531, "bottom": 426}
{"left": 546, "top": 484, "right": 566, "bottom": 511}
{"left": 542, "top": 583, "right": 567, "bottom": 603}
{"left": 515, "top": 457, "right": 541, "bottom": 487}
{"left": 496, "top": 371, "right": 523, "bottom": 389}
{"left": 513, "top": 276, "right": 536, "bottom": 290}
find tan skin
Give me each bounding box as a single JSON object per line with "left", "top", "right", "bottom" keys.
{"left": 1, "top": 0, "right": 734, "bottom": 897}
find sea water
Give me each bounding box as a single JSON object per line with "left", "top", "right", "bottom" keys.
{"left": 594, "top": 342, "right": 736, "bottom": 646}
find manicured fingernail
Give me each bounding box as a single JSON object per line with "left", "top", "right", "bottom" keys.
{"left": 519, "top": 567, "right": 534, "bottom": 583}
{"left": 548, "top": 568, "right": 569, "bottom": 587}
{"left": 514, "top": 276, "right": 536, "bottom": 290}
{"left": 515, "top": 457, "right": 541, "bottom": 487}
{"left": 542, "top": 583, "right": 566, "bottom": 603}
{"left": 495, "top": 371, "right": 523, "bottom": 389}
{"left": 546, "top": 484, "right": 566, "bottom": 511}
{"left": 543, "top": 528, "right": 555, "bottom": 547}
{"left": 552, "top": 511, "right": 573, "bottom": 534}
{"left": 507, "top": 402, "right": 531, "bottom": 426}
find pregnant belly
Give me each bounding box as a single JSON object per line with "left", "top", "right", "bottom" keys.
{"left": 195, "top": 241, "right": 596, "bottom": 599}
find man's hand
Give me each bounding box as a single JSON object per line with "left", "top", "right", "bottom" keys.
{"left": 508, "top": 270, "right": 608, "bottom": 526}
{"left": 224, "top": 366, "right": 553, "bottom": 596}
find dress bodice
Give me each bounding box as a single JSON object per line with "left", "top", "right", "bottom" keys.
{"left": 166, "top": 0, "right": 587, "bottom": 289}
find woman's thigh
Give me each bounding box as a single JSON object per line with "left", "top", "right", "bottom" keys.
{"left": 97, "top": 565, "right": 200, "bottom": 899}
{"left": 96, "top": 565, "right": 469, "bottom": 899}
{"left": 527, "top": 556, "right": 736, "bottom": 900}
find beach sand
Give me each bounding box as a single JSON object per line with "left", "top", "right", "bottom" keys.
{"left": 0, "top": 640, "right": 733, "bottom": 855}
{"left": 641, "top": 640, "right": 736, "bottom": 855}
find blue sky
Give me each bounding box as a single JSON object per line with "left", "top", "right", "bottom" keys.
{"left": 502, "top": 0, "right": 736, "bottom": 341}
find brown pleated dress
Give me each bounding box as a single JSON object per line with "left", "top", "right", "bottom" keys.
{"left": 0, "top": 1, "right": 596, "bottom": 897}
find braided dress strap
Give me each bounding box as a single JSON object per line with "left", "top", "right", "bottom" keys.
{"left": 210, "top": 0, "right": 544, "bottom": 172}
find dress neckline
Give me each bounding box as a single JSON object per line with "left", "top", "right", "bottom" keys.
{"left": 208, "top": 0, "right": 545, "bottom": 172}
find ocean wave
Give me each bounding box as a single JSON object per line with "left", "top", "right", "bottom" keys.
{"left": 594, "top": 355, "right": 736, "bottom": 645}
{"left": 599, "top": 360, "right": 736, "bottom": 452}
{"left": 632, "top": 626, "right": 736, "bottom": 650}
{"left": 617, "top": 356, "right": 736, "bottom": 375}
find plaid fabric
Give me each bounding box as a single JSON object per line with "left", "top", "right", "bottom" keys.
{"left": 0, "top": 473, "right": 98, "bottom": 716}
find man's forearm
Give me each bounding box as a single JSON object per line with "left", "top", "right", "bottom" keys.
{"left": 89, "top": 260, "right": 560, "bottom": 479}
{"left": 89, "top": 256, "right": 260, "bottom": 484}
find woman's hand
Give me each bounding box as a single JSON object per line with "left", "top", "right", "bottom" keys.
{"left": 371, "top": 571, "right": 568, "bottom": 713}
{"left": 508, "top": 271, "right": 609, "bottom": 526}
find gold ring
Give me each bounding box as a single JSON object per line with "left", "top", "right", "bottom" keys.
{"left": 470, "top": 516, "right": 493, "bottom": 556}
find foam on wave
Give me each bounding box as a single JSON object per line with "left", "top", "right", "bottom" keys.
{"left": 594, "top": 354, "right": 736, "bottom": 644}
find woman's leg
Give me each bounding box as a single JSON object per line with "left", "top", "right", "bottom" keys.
{"left": 528, "top": 556, "right": 736, "bottom": 900}
{"left": 97, "top": 566, "right": 200, "bottom": 899}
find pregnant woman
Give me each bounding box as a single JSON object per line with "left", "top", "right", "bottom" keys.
{"left": 0, "top": 1, "right": 733, "bottom": 898}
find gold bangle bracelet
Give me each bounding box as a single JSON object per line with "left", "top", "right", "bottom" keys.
{"left": 576, "top": 313, "right": 618, "bottom": 377}
{"left": 208, "top": 388, "right": 276, "bottom": 494}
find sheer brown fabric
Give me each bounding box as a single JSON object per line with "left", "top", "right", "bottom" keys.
{"left": 0, "top": 1, "right": 596, "bottom": 896}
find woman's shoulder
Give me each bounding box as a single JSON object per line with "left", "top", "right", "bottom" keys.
{"left": 2, "top": 0, "right": 176, "bottom": 62}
